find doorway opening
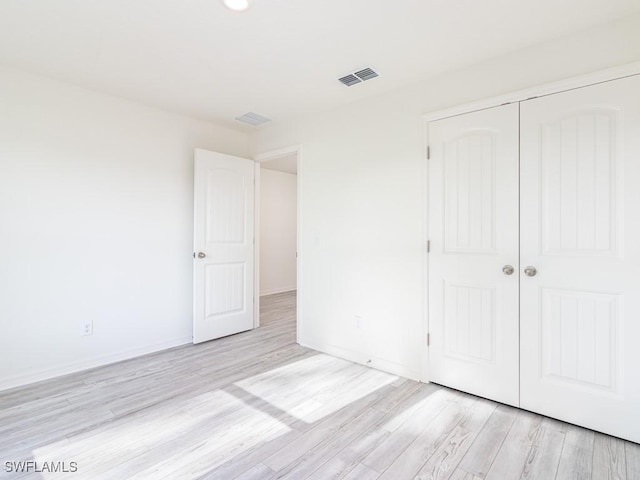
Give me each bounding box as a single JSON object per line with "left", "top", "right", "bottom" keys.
{"left": 256, "top": 147, "right": 299, "bottom": 339}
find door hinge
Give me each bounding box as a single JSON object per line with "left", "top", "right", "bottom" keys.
{"left": 427, "top": 333, "right": 430, "bottom": 346}
{"left": 427, "top": 240, "right": 431, "bottom": 253}
{"left": 426, "top": 145, "right": 431, "bottom": 160}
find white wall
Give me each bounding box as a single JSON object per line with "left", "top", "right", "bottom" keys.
{"left": 251, "top": 15, "right": 640, "bottom": 380}
{"left": 0, "top": 66, "right": 249, "bottom": 390}
{"left": 260, "top": 168, "right": 297, "bottom": 296}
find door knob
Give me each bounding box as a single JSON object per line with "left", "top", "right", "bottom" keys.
{"left": 524, "top": 266, "right": 537, "bottom": 277}
{"left": 502, "top": 265, "right": 515, "bottom": 275}
{"left": 197, "top": 252, "right": 206, "bottom": 259}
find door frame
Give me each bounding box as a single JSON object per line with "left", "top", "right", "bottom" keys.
{"left": 421, "top": 60, "right": 640, "bottom": 383}
{"left": 253, "top": 145, "right": 301, "bottom": 337}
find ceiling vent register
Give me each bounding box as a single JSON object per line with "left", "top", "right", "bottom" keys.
{"left": 235, "top": 112, "right": 272, "bottom": 126}
{"left": 338, "top": 68, "right": 379, "bottom": 86}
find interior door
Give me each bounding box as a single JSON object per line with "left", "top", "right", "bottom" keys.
{"left": 428, "top": 103, "right": 520, "bottom": 406}
{"left": 520, "top": 75, "right": 640, "bottom": 443}
{"left": 193, "top": 149, "right": 255, "bottom": 344}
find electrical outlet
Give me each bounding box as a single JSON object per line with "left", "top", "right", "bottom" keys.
{"left": 354, "top": 315, "right": 363, "bottom": 329}
{"left": 81, "top": 321, "right": 93, "bottom": 336}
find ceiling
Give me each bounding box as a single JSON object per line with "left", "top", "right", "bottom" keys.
{"left": 1, "top": 1, "right": 638, "bottom": 131}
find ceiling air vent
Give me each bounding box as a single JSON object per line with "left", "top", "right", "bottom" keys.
{"left": 235, "top": 112, "right": 271, "bottom": 126}
{"left": 338, "top": 74, "right": 361, "bottom": 87}
{"left": 338, "top": 67, "right": 379, "bottom": 86}
{"left": 354, "top": 68, "right": 378, "bottom": 81}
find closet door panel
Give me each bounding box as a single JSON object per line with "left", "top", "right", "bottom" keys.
{"left": 520, "top": 75, "right": 640, "bottom": 443}
{"left": 428, "top": 103, "right": 520, "bottom": 406}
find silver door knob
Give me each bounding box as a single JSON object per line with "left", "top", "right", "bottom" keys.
{"left": 524, "top": 266, "right": 537, "bottom": 277}
{"left": 502, "top": 265, "right": 514, "bottom": 275}
{"left": 197, "top": 252, "right": 206, "bottom": 259}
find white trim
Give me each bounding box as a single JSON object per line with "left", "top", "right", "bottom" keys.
{"left": 295, "top": 147, "right": 302, "bottom": 346}
{"left": 298, "top": 337, "right": 421, "bottom": 382}
{"left": 260, "top": 287, "right": 296, "bottom": 296}
{"left": 255, "top": 145, "right": 300, "bottom": 163}
{"left": 254, "top": 162, "right": 261, "bottom": 329}
{"left": 423, "top": 61, "right": 640, "bottom": 122}
{"left": 421, "top": 114, "right": 430, "bottom": 383}
{"left": 0, "top": 336, "right": 192, "bottom": 392}
{"left": 296, "top": 146, "right": 304, "bottom": 343}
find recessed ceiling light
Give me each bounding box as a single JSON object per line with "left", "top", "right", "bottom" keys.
{"left": 223, "top": 0, "right": 251, "bottom": 11}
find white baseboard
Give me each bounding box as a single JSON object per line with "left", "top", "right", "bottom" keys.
{"left": 297, "top": 336, "right": 421, "bottom": 382}
{"left": 0, "top": 336, "right": 192, "bottom": 392}
{"left": 260, "top": 286, "right": 296, "bottom": 296}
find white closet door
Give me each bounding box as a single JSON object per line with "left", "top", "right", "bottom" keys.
{"left": 428, "top": 103, "right": 520, "bottom": 406}
{"left": 520, "top": 75, "right": 640, "bottom": 443}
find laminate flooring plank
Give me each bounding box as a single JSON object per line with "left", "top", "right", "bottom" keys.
{"left": 341, "top": 463, "right": 381, "bottom": 480}
{"left": 413, "top": 399, "right": 497, "bottom": 480}
{"left": 65, "top": 340, "right": 305, "bottom": 414}
{"left": 554, "top": 424, "right": 595, "bottom": 480}
{"left": 484, "top": 410, "right": 543, "bottom": 480}
{"left": 207, "top": 383, "right": 406, "bottom": 479}
{"left": 182, "top": 380, "right": 370, "bottom": 478}
{"left": 107, "top": 348, "right": 311, "bottom": 417}
{"left": 519, "top": 418, "right": 566, "bottom": 480}
{"left": 456, "top": 403, "right": 518, "bottom": 477}
{"left": 0, "top": 377, "right": 87, "bottom": 409}
{"left": 378, "top": 382, "right": 448, "bottom": 432}
{"left": 233, "top": 360, "right": 374, "bottom": 426}
{"left": 0, "top": 396, "right": 71, "bottom": 426}
{"left": 192, "top": 425, "right": 303, "bottom": 480}
{"left": 592, "top": 433, "right": 627, "bottom": 480}
{"left": 0, "top": 405, "right": 115, "bottom": 455}
{"left": 372, "top": 379, "right": 423, "bottom": 413}
{"left": 286, "top": 367, "right": 399, "bottom": 430}
{"left": 449, "top": 469, "right": 483, "bottom": 480}
{"left": 232, "top": 463, "right": 275, "bottom": 480}
{"left": 267, "top": 407, "right": 386, "bottom": 480}
{"left": 206, "top": 385, "right": 388, "bottom": 480}
{"left": 376, "top": 400, "right": 471, "bottom": 480}
{"left": 360, "top": 386, "right": 454, "bottom": 473}
{"left": 311, "top": 385, "right": 472, "bottom": 480}
{"left": 87, "top": 437, "right": 209, "bottom": 480}
{"left": 303, "top": 421, "right": 391, "bottom": 480}
{"left": 263, "top": 405, "right": 382, "bottom": 473}
{"left": 124, "top": 392, "right": 295, "bottom": 480}
{"left": 625, "top": 441, "right": 640, "bottom": 480}
{"left": 18, "top": 401, "right": 248, "bottom": 479}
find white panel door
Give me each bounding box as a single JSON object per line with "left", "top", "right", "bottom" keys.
{"left": 428, "top": 103, "right": 520, "bottom": 406}
{"left": 520, "top": 75, "right": 640, "bottom": 443}
{"left": 193, "top": 149, "right": 255, "bottom": 344}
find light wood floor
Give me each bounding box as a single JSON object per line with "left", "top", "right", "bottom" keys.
{"left": 1, "top": 291, "right": 638, "bottom": 480}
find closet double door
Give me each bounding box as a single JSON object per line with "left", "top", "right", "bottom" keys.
{"left": 428, "top": 75, "right": 640, "bottom": 443}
